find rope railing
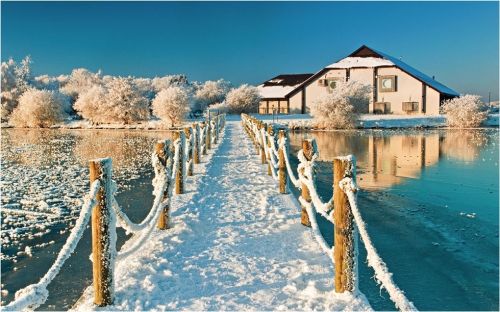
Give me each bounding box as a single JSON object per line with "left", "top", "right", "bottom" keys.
{"left": 5, "top": 114, "right": 226, "bottom": 310}
{"left": 241, "top": 113, "right": 416, "bottom": 311}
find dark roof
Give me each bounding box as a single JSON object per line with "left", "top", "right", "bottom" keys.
{"left": 262, "top": 74, "right": 314, "bottom": 87}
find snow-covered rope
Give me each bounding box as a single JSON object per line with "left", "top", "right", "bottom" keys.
{"left": 266, "top": 131, "right": 280, "bottom": 159}
{"left": 278, "top": 137, "right": 301, "bottom": 189}
{"left": 5, "top": 181, "right": 101, "bottom": 311}
{"left": 300, "top": 196, "right": 334, "bottom": 263}
{"left": 111, "top": 149, "right": 171, "bottom": 234}
{"left": 117, "top": 148, "right": 174, "bottom": 259}
{"left": 297, "top": 149, "right": 334, "bottom": 223}
{"left": 340, "top": 178, "right": 417, "bottom": 312}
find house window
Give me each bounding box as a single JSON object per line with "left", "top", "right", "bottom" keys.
{"left": 327, "top": 78, "right": 341, "bottom": 93}
{"left": 379, "top": 75, "right": 397, "bottom": 92}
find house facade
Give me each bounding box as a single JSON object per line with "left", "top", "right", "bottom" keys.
{"left": 257, "top": 74, "right": 312, "bottom": 114}
{"left": 257, "top": 45, "right": 459, "bottom": 115}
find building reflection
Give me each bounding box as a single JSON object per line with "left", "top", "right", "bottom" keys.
{"left": 291, "top": 129, "right": 489, "bottom": 191}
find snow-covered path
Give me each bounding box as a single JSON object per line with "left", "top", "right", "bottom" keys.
{"left": 74, "top": 120, "right": 371, "bottom": 311}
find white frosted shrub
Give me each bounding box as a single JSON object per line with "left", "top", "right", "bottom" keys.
{"left": 152, "top": 86, "right": 190, "bottom": 127}
{"left": 1, "top": 56, "right": 33, "bottom": 120}
{"left": 194, "top": 79, "right": 230, "bottom": 111}
{"left": 441, "top": 94, "right": 488, "bottom": 128}
{"left": 104, "top": 77, "right": 150, "bottom": 124}
{"left": 310, "top": 80, "right": 371, "bottom": 129}
{"left": 10, "top": 89, "right": 69, "bottom": 128}
{"left": 61, "top": 68, "right": 102, "bottom": 100}
{"left": 225, "top": 84, "right": 261, "bottom": 114}
{"left": 73, "top": 77, "right": 150, "bottom": 124}
{"left": 208, "top": 102, "right": 229, "bottom": 114}
{"left": 73, "top": 85, "right": 108, "bottom": 124}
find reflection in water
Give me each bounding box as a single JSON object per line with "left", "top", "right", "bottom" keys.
{"left": 440, "top": 130, "right": 491, "bottom": 162}
{"left": 289, "top": 128, "right": 498, "bottom": 311}
{"left": 291, "top": 129, "right": 489, "bottom": 190}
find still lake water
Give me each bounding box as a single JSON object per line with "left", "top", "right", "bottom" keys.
{"left": 1, "top": 127, "right": 498, "bottom": 310}
{"left": 288, "top": 129, "right": 499, "bottom": 311}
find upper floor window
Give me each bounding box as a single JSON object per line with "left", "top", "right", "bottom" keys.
{"left": 379, "top": 75, "right": 397, "bottom": 92}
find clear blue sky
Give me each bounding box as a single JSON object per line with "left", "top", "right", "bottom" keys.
{"left": 2, "top": 1, "right": 499, "bottom": 100}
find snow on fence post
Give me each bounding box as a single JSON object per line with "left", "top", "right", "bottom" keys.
{"left": 200, "top": 122, "right": 207, "bottom": 156}
{"left": 299, "top": 139, "right": 314, "bottom": 227}
{"left": 192, "top": 123, "right": 200, "bottom": 164}
{"left": 259, "top": 122, "right": 267, "bottom": 164}
{"left": 211, "top": 119, "right": 217, "bottom": 145}
{"left": 89, "top": 158, "right": 114, "bottom": 306}
{"left": 215, "top": 115, "right": 219, "bottom": 143}
{"left": 206, "top": 118, "right": 212, "bottom": 151}
{"left": 266, "top": 125, "right": 274, "bottom": 176}
{"left": 174, "top": 131, "right": 185, "bottom": 194}
{"left": 278, "top": 129, "right": 287, "bottom": 194}
{"left": 184, "top": 127, "right": 194, "bottom": 176}
{"left": 156, "top": 140, "right": 172, "bottom": 230}
{"left": 333, "top": 157, "right": 356, "bottom": 293}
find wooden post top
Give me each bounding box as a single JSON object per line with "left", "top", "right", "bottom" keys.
{"left": 301, "top": 139, "right": 317, "bottom": 161}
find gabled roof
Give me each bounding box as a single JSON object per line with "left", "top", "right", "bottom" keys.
{"left": 258, "top": 73, "right": 313, "bottom": 99}
{"left": 291, "top": 45, "right": 459, "bottom": 97}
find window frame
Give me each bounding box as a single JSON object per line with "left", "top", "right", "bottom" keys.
{"left": 378, "top": 75, "right": 397, "bottom": 92}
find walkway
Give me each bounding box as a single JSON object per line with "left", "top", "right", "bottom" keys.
{"left": 74, "top": 119, "right": 371, "bottom": 311}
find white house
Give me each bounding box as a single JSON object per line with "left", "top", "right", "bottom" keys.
{"left": 257, "top": 45, "right": 459, "bottom": 115}
{"left": 257, "top": 74, "right": 312, "bottom": 114}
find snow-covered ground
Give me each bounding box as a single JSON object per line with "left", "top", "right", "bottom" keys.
{"left": 253, "top": 113, "right": 499, "bottom": 129}
{"left": 73, "top": 120, "right": 371, "bottom": 311}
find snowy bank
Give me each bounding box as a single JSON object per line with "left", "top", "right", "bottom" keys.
{"left": 252, "top": 113, "right": 499, "bottom": 129}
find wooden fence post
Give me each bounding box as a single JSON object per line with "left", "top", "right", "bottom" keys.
{"left": 156, "top": 140, "right": 171, "bottom": 230}
{"left": 299, "top": 139, "right": 314, "bottom": 227}
{"left": 174, "top": 131, "right": 185, "bottom": 194}
{"left": 206, "top": 118, "right": 212, "bottom": 150}
{"left": 266, "top": 125, "right": 273, "bottom": 176}
{"left": 184, "top": 127, "right": 194, "bottom": 176}
{"left": 214, "top": 116, "right": 219, "bottom": 143}
{"left": 212, "top": 120, "right": 217, "bottom": 145}
{"left": 278, "top": 129, "right": 287, "bottom": 194}
{"left": 200, "top": 122, "right": 207, "bottom": 156}
{"left": 333, "top": 157, "right": 356, "bottom": 293}
{"left": 89, "top": 158, "right": 114, "bottom": 306}
{"left": 259, "top": 123, "right": 267, "bottom": 164}
{"left": 192, "top": 123, "right": 200, "bottom": 164}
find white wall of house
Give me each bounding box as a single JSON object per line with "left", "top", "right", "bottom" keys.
{"left": 289, "top": 91, "right": 303, "bottom": 114}
{"left": 350, "top": 68, "right": 373, "bottom": 113}
{"left": 303, "top": 67, "right": 443, "bottom": 115}
{"left": 376, "top": 67, "right": 423, "bottom": 114}
{"left": 426, "top": 86, "right": 441, "bottom": 115}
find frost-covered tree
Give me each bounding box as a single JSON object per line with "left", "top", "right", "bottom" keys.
{"left": 152, "top": 86, "right": 190, "bottom": 127}
{"left": 310, "top": 80, "right": 371, "bottom": 129}
{"left": 9, "top": 89, "right": 70, "bottom": 128}
{"left": 208, "top": 102, "right": 229, "bottom": 114}
{"left": 225, "top": 84, "right": 261, "bottom": 114}
{"left": 194, "top": 79, "right": 230, "bottom": 112}
{"left": 73, "top": 77, "right": 149, "bottom": 124}
{"left": 1, "top": 57, "right": 33, "bottom": 120}
{"left": 151, "top": 75, "right": 189, "bottom": 92}
{"left": 60, "top": 68, "right": 102, "bottom": 101}
{"left": 441, "top": 94, "right": 488, "bottom": 128}
{"left": 73, "top": 85, "right": 108, "bottom": 124}
{"left": 33, "top": 75, "right": 61, "bottom": 91}
{"left": 103, "top": 77, "right": 150, "bottom": 124}
{"left": 133, "top": 77, "right": 155, "bottom": 101}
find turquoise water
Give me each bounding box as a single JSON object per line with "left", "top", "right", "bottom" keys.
{"left": 288, "top": 129, "right": 499, "bottom": 311}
